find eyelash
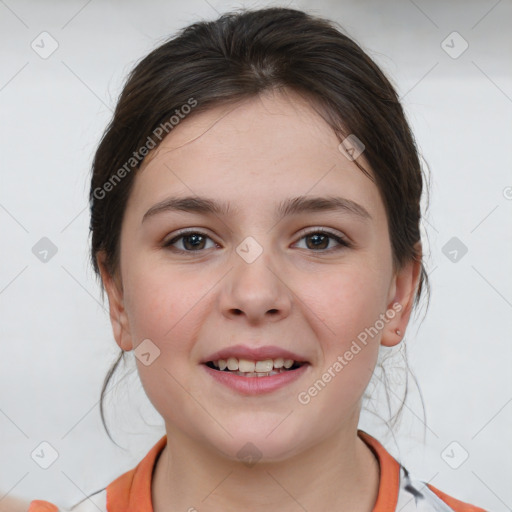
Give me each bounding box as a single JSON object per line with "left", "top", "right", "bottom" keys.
{"left": 162, "top": 228, "right": 352, "bottom": 254}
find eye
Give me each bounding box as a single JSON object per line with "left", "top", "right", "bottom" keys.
{"left": 162, "top": 228, "right": 351, "bottom": 254}
{"left": 294, "top": 229, "right": 351, "bottom": 252}
{"left": 163, "top": 230, "right": 217, "bottom": 253}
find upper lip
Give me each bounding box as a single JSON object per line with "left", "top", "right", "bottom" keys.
{"left": 202, "top": 344, "right": 309, "bottom": 364}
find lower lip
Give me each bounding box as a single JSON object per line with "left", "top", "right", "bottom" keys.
{"left": 202, "top": 364, "right": 310, "bottom": 395}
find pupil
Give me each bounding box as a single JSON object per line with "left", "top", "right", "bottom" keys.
{"left": 308, "top": 233, "right": 327, "bottom": 250}
{"left": 184, "top": 234, "right": 204, "bottom": 250}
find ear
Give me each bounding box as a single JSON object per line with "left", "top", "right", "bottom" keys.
{"left": 380, "top": 242, "right": 422, "bottom": 348}
{"left": 96, "top": 251, "right": 134, "bottom": 352}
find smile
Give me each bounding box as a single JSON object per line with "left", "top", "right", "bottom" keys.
{"left": 202, "top": 358, "right": 310, "bottom": 395}
{"left": 205, "top": 357, "right": 304, "bottom": 377}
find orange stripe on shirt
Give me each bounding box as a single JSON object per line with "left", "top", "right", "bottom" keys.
{"left": 358, "top": 430, "right": 402, "bottom": 511}
{"left": 107, "top": 435, "right": 167, "bottom": 512}
{"left": 27, "top": 500, "right": 59, "bottom": 512}
{"left": 426, "top": 483, "right": 488, "bottom": 512}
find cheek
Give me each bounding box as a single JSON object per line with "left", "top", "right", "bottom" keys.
{"left": 123, "top": 260, "right": 206, "bottom": 344}
{"left": 316, "top": 260, "right": 391, "bottom": 341}
{"left": 295, "top": 265, "right": 389, "bottom": 417}
{"left": 122, "top": 266, "right": 209, "bottom": 417}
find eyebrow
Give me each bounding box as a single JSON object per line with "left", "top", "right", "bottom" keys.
{"left": 141, "top": 195, "right": 372, "bottom": 223}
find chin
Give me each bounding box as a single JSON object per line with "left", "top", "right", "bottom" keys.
{"left": 206, "top": 415, "right": 311, "bottom": 464}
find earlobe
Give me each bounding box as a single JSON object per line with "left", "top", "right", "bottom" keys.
{"left": 96, "top": 251, "right": 134, "bottom": 352}
{"left": 381, "top": 243, "right": 422, "bottom": 348}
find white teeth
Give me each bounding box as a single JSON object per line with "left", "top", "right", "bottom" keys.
{"left": 273, "top": 357, "right": 284, "bottom": 368}
{"left": 255, "top": 359, "right": 273, "bottom": 372}
{"left": 210, "top": 357, "right": 301, "bottom": 373}
{"left": 227, "top": 357, "right": 238, "bottom": 371}
{"left": 238, "top": 359, "right": 255, "bottom": 372}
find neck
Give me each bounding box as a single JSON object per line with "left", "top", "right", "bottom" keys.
{"left": 151, "top": 425, "right": 380, "bottom": 512}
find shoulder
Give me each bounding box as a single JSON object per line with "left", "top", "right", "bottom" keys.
{"left": 397, "top": 467, "right": 487, "bottom": 511}
{"left": 28, "top": 489, "right": 107, "bottom": 512}
{"left": 358, "top": 430, "right": 487, "bottom": 512}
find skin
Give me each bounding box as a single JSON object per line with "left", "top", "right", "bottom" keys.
{"left": 0, "top": 495, "right": 30, "bottom": 512}
{"left": 97, "top": 88, "right": 421, "bottom": 511}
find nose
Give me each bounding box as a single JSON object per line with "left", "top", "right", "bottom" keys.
{"left": 219, "top": 239, "right": 292, "bottom": 325}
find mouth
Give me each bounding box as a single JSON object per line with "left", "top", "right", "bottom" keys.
{"left": 201, "top": 344, "right": 311, "bottom": 394}
{"left": 204, "top": 357, "right": 307, "bottom": 378}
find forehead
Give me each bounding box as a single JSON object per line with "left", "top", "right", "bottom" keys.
{"left": 126, "top": 89, "right": 385, "bottom": 226}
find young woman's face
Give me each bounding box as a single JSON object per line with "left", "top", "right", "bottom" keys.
{"left": 100, "top": 89, "right": 417, "bottom": 461}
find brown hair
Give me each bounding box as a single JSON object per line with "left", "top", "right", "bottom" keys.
{"left": 89, "top": 6, "right": 430, "bottom": 444}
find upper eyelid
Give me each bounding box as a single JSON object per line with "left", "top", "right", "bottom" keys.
{"left": 295, "top": 226, "right": 347, "bottom": 238}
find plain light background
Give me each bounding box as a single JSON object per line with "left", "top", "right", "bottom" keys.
{"left": 1, "top": 0, "right": 511, "bottom": 510}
